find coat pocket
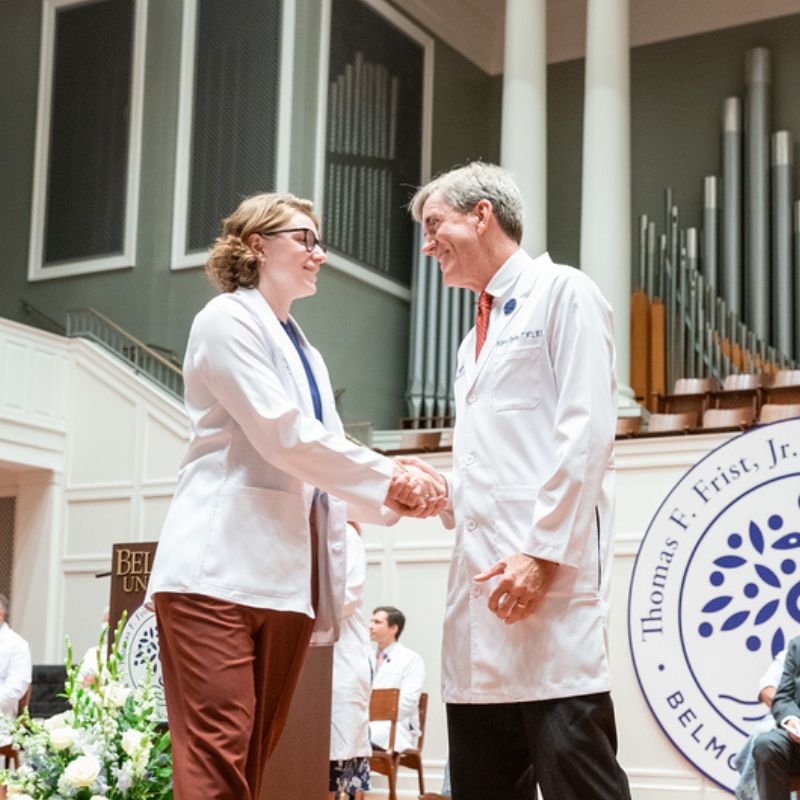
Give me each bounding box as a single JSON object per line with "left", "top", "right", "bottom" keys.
{"left": 202, "top": 485, "right": 308, "bottom": 597}
{"left": 489, "top": 343, "right": 542, "bottom": 412}
{"left": 490, "top": 485, "right": 537, "bottom": 559}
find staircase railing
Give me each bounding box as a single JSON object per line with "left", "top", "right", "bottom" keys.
{"left": 65, "top": 308, "right": 183, "bottom": 400}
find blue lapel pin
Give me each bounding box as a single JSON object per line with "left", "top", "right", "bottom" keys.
{"left": 503, "top": 298, "right": 517, "bottom": 315}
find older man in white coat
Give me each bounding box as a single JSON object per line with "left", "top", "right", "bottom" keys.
{"left": 405, "top": 162, "right": 632, "bottom": 800}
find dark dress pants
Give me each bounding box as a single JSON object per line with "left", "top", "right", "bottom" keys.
{"left": 753, "top": 727, "right": 800, "bottom": 800}
{"left": 447, "top": 692, "right": 632, "bottom": 800}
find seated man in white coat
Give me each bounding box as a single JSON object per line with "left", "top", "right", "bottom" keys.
{"left": 369, "top": 606, "right": 425, "bottom": 753}
{"left": 0, "top": 593, "right": 32, "bottom": 745}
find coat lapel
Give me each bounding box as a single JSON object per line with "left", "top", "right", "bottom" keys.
{"left": 235, "top": 289, "right": 315, "bottom": 419}
{"left": 464, "top": 252, "right": 550, "bottom": 395}
{"left": 288, "top": 315, "right": 341, "bottom": 432}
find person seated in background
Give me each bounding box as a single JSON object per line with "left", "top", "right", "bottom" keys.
{"left": 369, "top": 605, "right": 425, "bottom": 753}
{"left": 754, "top": 635, "right": 800, "bottom": 799}
{"left": 0, "top": 593, "right": 32, "bottom": 744}
{"left": 329, "top": 523, "right": 372, "bottom": 800}
{"left": 734, "top": 648, "right": 787, "bottom": 800}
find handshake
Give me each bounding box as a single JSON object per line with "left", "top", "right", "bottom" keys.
{"left": 384, "top": 456, "right": 448, "bottom": 518}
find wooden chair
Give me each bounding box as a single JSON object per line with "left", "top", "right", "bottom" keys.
{"left": 0, "top": 683, "right": 31, "bottom": 769}
{"left": 397, "top": 692, "right": 429, "bottom": 798}
{"left": 615, "top": 416, "right": 642, "bottom": 437}
{"left": 652, "top": 391, "right": 708, "bottom": 418}
{"left": 398, "top": 430, "right": 442, "bottom": 451}
{"left": 369, "top": 688, "right": 401, "bottom": 800}
{"left": 673, "top": 376, "right": 718, "bottom": 394}
{"left": 723, "top": 372, "right": 763, "bottom": 390}
{"left": 759, "top": 403, "right": 800, "bottom": 423}
{"left": 647, "top": 411, "right": 697, "bottom": 433}
{"left": 708, "top": 387, "right": 760, "bottom": 419}
{"left": 763, "top": 383, "right": 800, "bottom": 407}
{"left": 702, "top": 406, "right": 755, "bottom": 429}
{"left": 772, "top": 369, "right": 800, "bottom": 386}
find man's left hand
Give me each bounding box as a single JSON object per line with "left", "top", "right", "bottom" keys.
{"left": 474, "top": 554, "right": 559, "bottom": 625}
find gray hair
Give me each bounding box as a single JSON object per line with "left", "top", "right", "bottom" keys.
{"left": 409, "top": 161, "right": 524, "bottom": 244}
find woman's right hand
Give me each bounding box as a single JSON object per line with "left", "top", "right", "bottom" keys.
{"left": 384, "top": 462, "right": 447, "bottom": 517}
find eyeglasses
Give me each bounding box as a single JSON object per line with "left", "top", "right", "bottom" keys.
{"left": 258, "top": 227, "right": 327, "bottom": 254}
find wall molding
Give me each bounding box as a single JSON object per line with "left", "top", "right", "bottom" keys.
{"left": 27, "top": 0, "right": 148, "bottom": 281}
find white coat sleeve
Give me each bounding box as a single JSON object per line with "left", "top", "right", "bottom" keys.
{"left": 398, "top": 652, "right": 425, "bottom": 723}
{"left": 523, "top": 275, "right": 616, "bottom": 567}
{"left": 760, "top": 649, "right": 787, "bottom": 692}
{"left": 342, "top": 525, "right": 366, "bottom": 619}
{"left": 192, "top": 304, "right": 394, "bottom": 510}
{"left": 0, "top": 637, "right": 32, "bottom": 712}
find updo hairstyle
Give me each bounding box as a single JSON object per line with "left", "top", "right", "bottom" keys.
{"left": 205, "top": 193, "right": 320, "bottom": 293}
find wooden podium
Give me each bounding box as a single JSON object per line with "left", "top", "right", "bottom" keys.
{"left": 108, "top": 541, "right": 332, "bottom": 799}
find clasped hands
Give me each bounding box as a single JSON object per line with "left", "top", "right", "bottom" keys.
{"left": 385, "top": 456, "right": 447, "bottom": 518}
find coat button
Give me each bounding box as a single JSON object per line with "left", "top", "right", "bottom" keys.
{"left": 466, "top": 393, "right": 477, "bottom": 404}
{"left": 332, "top": 543, "right": 344, "bottom": 553}
{"left": 466, "top": 518, "right": 477, "bottom": 531}
{"left": 471, "top": 584, "right": 482, "bottom": 598}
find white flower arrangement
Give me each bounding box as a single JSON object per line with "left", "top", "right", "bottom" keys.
{"left": 0, "top": 617, "right": 172, "bottom": 799}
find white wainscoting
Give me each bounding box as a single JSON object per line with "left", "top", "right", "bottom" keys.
{"left": 0, "top": 318, "right": 188, "bottom": 661}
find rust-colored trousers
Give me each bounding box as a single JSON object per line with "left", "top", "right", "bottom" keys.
{"left": 155, "top": 593, "right": 314, "bottom": 800}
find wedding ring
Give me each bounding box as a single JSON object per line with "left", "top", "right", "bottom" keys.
{"left": 517, "top": 600, "right": 529, "bottom": 608}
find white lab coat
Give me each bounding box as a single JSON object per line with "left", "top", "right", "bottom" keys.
{"left": 330, "top": 525, "right": 372, "bottom": 760}
{"left": 146, "top": 288, "right": 395, "bottom": 644}
{"left": 0, "top": 622, "right": 32, "bottom": 744}
{"left": 441, "top": 250, "right": 617, "bottom": 704}
{"left": 370, "top": 641, "right": 425, "bottom": 752}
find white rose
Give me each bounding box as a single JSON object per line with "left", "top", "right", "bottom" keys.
{"left": 63, "top": 754, "right": 102, "bottom": 788}
{"left": 50, "top": 725, "right": 77, "bottom": 751}
{"left": 91, "top": 796, "right": 110, "bottom": 800}
{"left": 103, "top": 683, "right": 131, "bottom": 708}
{"left": 121, "top": 729, "right": 147, "bottom": 756}
{"left": 43, "top": 711, "right": 70, "bottom": 732}
{"left": 6, "top": 786, "right": 24, "bottom": 796}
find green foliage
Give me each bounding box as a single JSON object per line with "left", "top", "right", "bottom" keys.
{"left": 0, "top": 614, "right": 172, "bottom": 799}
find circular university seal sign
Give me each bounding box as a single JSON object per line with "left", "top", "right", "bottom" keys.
{"left": 118, "top": 603, "right": 167, "bottom": 722}
{"left": 629, "top": 418, "right": 800, "bottom": 792}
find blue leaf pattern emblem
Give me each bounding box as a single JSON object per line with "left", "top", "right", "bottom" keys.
{"left": 702, "top": 596, "right": 733, "bottom": 613}
{"left": 773, "top": 532, "right": 800, "bottom": 550}
{"left": 754, "top": 599, "right": 779, "bottom": 625}
{"left": 721, "top": 610, "right": 750, "bottom": 631}
{"left": 749, "top": 521, "right": 765, "bottom": 554}
{"left": 714, "top": 556, "right": 747, "bottom": 568}
{"left": 755, "top": 564, "right": 780, "bottom": 587}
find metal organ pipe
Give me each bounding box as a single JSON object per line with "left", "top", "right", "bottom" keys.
{"left": 744, "top": 47, "right": 771, "bottom": 341}
{"left": 771, "top": 131, "right": 793, "bottom": 358}
{"left": 722, "top": 97, "right": 742, "bottom": 316}
{"left": 703, "top": 176, "right": 718, "bottom": 293}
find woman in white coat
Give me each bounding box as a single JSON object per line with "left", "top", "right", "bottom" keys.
{"left": 145, "top": 193, "right": 430, "bottom": 800}
{"left": 328, "top": 522, "right": 372, "bottom": 800}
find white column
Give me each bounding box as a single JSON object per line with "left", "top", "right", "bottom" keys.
{"left": 580, "top": 0, "right": 635, "bottom": 406}
{"left": 501, "top": 0, "right": 547, "bottom": 255}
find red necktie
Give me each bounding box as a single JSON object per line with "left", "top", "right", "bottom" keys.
{"left": 475, "top": 291, "right": 493, "bottom": 360}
